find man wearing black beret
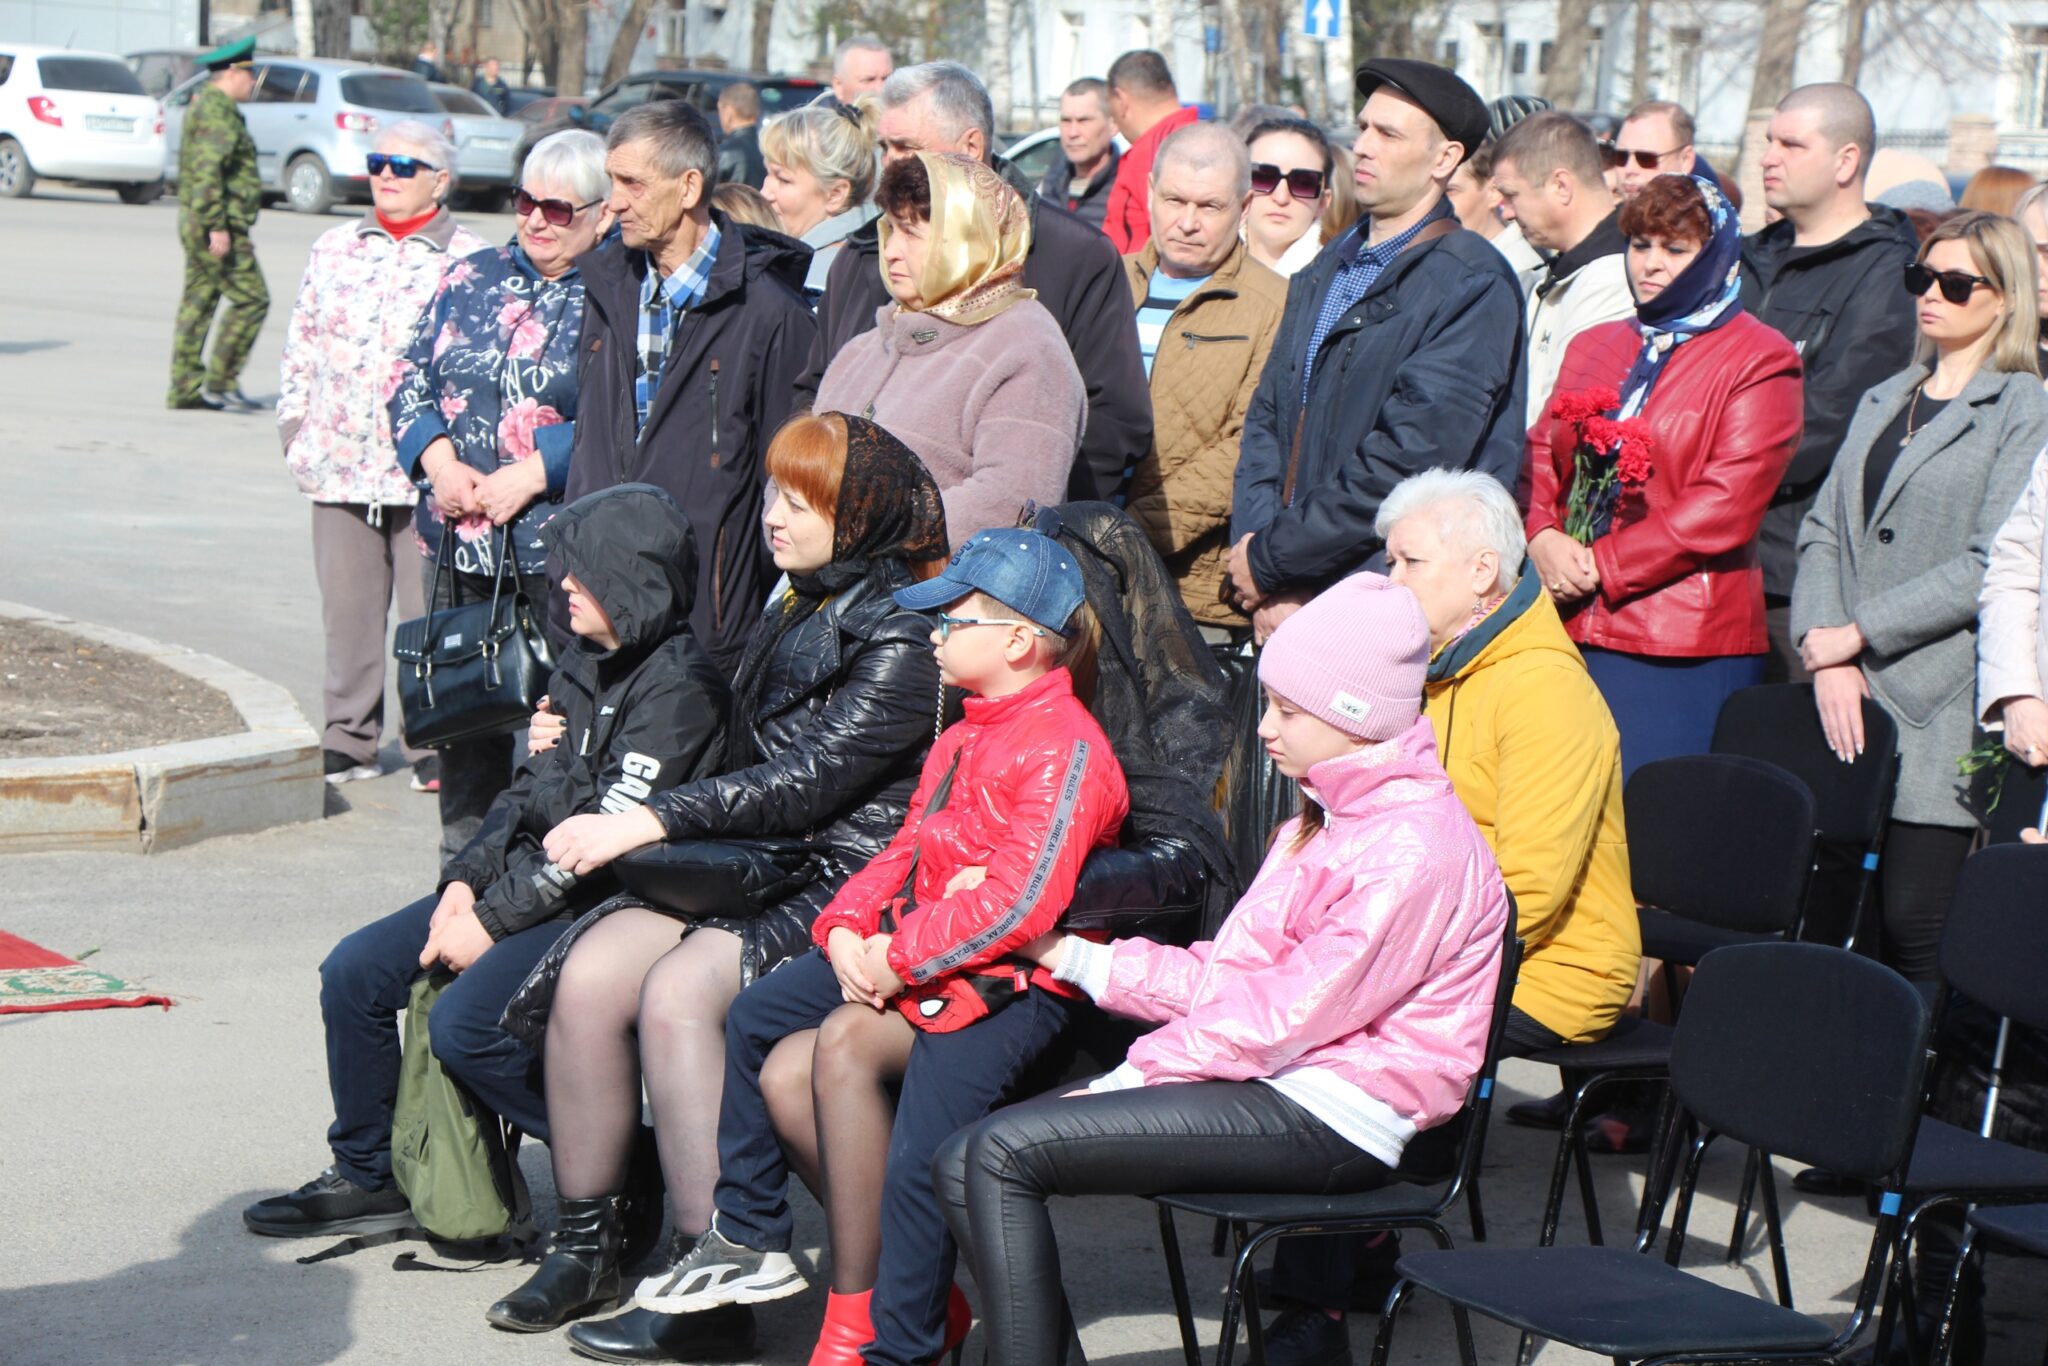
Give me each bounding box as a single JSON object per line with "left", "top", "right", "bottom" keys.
{"left": 1227, "top": 57, "right": 1527, "bottom": 643}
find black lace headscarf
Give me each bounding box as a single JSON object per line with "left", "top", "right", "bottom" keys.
{"left": 1032, "top": 502, "right": 1239, "bottom": 934}
{"left": 725, "top": 414, "right": 948, "bottom": 770}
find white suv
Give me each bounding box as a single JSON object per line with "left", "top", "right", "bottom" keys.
{"left": 0, "top": 43, "right": 166, "bottom": 201}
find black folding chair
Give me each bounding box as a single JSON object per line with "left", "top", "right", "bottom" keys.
{"left": 1371, "top": 942, "right": 1934, "bottom": 1366}
{"left": 1708, "top": 683, "right": 1899, "bottom": 952}
{"left": 1518, "top": 755, "right": 1816, "bottom": 1260}
{"left": 1931, "top": 1203, "right": 2048, "bottom": 1365}
{"left": 1147, "top": 916, "right": 1523, "bottom": 1366}
{"left": 1874, "top": 843, "right": 2048, "bottom": 1365}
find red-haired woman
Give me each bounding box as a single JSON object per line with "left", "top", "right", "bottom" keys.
{"left": 485, "top": 413, "right": 950, "bottom": 1360}
{"left": 1526, "top": 173, "right": 1804, "bottom": 780}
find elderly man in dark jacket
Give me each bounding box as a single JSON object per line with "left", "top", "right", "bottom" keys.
{"left": 565, "top": 100, "right": 818, "bottom": 676}
{"left": 1740, "top": 82, "right": 1920, "bottom": 682}
{"left": 793, "top": 61, "right": 1151, "bottom": 506}
{"left": 241, "top": 483, "right": 730, "bottom": 1242}
{"left": 1228, "top": 60, "right": 1526, "bottom": 642}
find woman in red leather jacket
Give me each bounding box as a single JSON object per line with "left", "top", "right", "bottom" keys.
{"left": 1526, "top": 173, "right": 1804, "bottom": 778}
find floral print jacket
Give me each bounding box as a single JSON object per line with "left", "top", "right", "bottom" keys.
{"left": 277, "top": 208, "right": 490, "bottom": 507}
{"left": 389, "top": 236, "right": 594, "bottom": 575}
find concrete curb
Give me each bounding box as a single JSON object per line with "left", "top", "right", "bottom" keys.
{"left": 0, "top": 601, "right": 322, "bottom": 853}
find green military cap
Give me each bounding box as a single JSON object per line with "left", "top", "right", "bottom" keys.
{"left": 199, "top": 34, "right": 256, "bottom": 71}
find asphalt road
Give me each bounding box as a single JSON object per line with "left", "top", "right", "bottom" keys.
{"left": 0, "top": 189, "right": 2024, "bottom": 1366}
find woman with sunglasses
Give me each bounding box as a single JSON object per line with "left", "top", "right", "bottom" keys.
{"left": 278, "top": 121, "right": 489, "bottom": 793}
{"left": 388, "top": 128, "right": 616, "bottom": 859}
{"left": 1794, "top": 210, "right": 2048, "bottom": 985}
{"left": 1241, "top": 116, "right": 1335, "bottom": 278}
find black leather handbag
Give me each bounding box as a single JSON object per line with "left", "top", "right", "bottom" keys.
{"left": 395, "top": 531, "right": 555, "bottom": 750}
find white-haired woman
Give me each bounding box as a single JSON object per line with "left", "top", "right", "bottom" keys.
{"left": 1252, "top": 470, "right": 1641, "bottom": 1351}
{"left": 279, "top": 119, "right": 490, "bottom": 792}
{"left": 759, "top": 96, "right": 881, "bottom": 295}
{"left": 389, "top": 128, "right": 616, "bottom": 857}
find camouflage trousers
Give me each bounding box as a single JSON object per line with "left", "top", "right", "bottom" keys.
{"left": 167, "top": 211, "right": 269, "bottom": 404}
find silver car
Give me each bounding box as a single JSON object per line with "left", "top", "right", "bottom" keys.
{"left": 162, "top": 57, "right": 453, "bottom": 213}
{"left": 429, "top": 83, "right": 521, "bottom": 209}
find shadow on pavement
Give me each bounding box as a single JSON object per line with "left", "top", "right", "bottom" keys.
{"left": 0, "top": 1192, "right": 356, "bottom": 1365}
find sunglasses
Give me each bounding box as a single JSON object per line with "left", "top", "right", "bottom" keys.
{"left": 1904, "top": 262, "right": 1994, "bottom": 305}
{"left": 514, "top": 188, "right": 603, "bottom": 226}
{"left": 1607, "top": 145, "right": 1683, "bottom": 171}
{"left": 935, "top": 613, "right": 1046, "bottom": 640}
{"left": 1249, "top": 162, "right": 1326, "bottom": 200}
{"left": 366, "top": 153, "right": 438, "bottom": 178}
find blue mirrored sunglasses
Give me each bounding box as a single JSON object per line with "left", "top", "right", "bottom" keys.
{"left": 367, "top": 153, "right": 438, "bottom": 178}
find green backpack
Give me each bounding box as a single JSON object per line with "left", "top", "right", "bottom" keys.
{"left": 301, "top": 973, "right": 532, "bottom": 1266}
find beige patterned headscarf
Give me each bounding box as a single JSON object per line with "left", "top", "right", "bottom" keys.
{"left": 877, "top": 152, "right": 1035, "bottom": 326}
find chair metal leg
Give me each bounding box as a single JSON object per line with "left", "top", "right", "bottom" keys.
{"left": 1929, "top": 1221, "right": 1979, "bottom": 1366}
{"left": 1241, "top": 1240, "right": 1269, "bottom": 1366}
{"left": 1727, "top": 1147, "right": 1761, "bottom": 1264}
{"left": 1157, "top": 1206, "right": 1204, "bottom": 1366}
{"left": 1212, "top": 1217, "right": 1228, "bottom": 1258}
{"left": 1540, "top": 1074, "right": 1607, "bottom": 1247}
{"left": 1662, "top": 1127, "right": 1715, "bottom": 1268}
{"left": 1216, "top": 1228, "right": 1247, "bottom": 1366}
{"left": 1367, "top": 1278, "right": 1412, "bottom": 1366}
{"left": 1573, "top": 1123, "right": 1605, "bottom": 1246}
{"left": 1634, "top": 1087, "right": 1684, "bottom": 1254}
{"left": 1465, "top": 1107, "right": 1495, "bottom": 1244}
{"left": 1755, "top": 1152, "right": 1793, "bottom": 1308}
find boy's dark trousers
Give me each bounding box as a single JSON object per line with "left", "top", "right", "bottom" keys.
{"left": 715, "top": 949, "right": 1074, "bottom": 1366}
{"left": 319, "top": 891, "right": 559, "bottom": 1191}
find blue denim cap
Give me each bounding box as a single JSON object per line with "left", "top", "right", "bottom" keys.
{"left": 891, "top": 528, "right": 1086, "bottom": 635}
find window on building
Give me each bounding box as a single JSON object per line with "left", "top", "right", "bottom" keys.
{"left": 1539, "top": 40, "right": 1554, "bottom": 74}
{"left": 1443, "top": 40, "right": 1461, "bottom": 68}
{"left": 1475, "top": 22, "right": 1505, "bottom": 98}
{"left": 1667, "top": 26, "right": 1702, "bottom": 111}
{"left": 657, "top": 8, "right": 686, "bottom": 59}
{"left": 2018, "top": 25, "right": 2048, "bottom": 128}
{"left": 1583, "top": 26, "right": 1605, "bottom": 101}
{"left": 476, "top": 0, "right": 494, "bottom": 25}
{"left": 1512, "top": 41, "right": 1528, "bottom": 75}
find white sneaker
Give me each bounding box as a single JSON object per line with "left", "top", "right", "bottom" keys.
{"left": 322, "top": 749, "right": 384, "bottom": 785}
{"left": 633, "top": 1227, "right": 807, "bottom": 1314}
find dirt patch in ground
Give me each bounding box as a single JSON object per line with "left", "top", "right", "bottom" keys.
{"left": 0, "top": 618, "right": 245, "bottom": 759}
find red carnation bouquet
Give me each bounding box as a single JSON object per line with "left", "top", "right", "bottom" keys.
{"left": 1552, "top": 387, "right": 1655, "bottom": 544}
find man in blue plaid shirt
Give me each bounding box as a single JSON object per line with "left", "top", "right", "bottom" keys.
{"left": 564, "top": 100, "right": 818, "bottom": 676}
{"left": 1227, "top": 58, "right": 1527, "bottom": 646}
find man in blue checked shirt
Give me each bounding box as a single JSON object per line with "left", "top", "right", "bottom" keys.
{"left": 1227, "top": 58, "right": 1527, "bottom": 645}
{"left": 564, "top": 99, "right": 818, "bottom": 676}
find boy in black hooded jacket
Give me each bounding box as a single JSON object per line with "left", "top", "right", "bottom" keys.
{"left": 244, "top": 484, "right": 730, "bottom": 1240}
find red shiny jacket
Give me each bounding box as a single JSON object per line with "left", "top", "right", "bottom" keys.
{"left": 811, "top": 668, "right": 1129, "bottom": 1033}
{"left": 1526, "top": 314, "right": 1804, "bottom": 658}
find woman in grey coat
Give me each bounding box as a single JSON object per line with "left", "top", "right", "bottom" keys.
{"left": 1792, "top": 210, "right": 2048, "bottom": 982}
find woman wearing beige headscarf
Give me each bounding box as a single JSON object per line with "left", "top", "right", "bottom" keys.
{"left": 813, "top": 151, "right": 1088, "bottom": 545}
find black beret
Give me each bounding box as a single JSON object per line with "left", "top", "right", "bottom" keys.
{"left": 1354, "top": 58, "right": 1491, "bottom": 166}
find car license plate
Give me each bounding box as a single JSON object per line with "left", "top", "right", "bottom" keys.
{"left": 85, "top": 114, "right": 134, "bottom": 133}
{"left": 472, "top": 137, "right": 510, "bottom": 150}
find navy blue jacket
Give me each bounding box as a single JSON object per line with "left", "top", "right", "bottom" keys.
{"left": 1230, "top": 216, "right": 1527, "bottom": 595}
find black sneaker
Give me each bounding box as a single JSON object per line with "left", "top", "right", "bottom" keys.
{"left": 324, "top": 748, "right": 383, "bottom": 785}
{"left": 1506, "top": 1089, "right": 1572, "bottom": 1129}
{"left": 632, "top": 1227, "right": 805, "bottom": 1313}
{"left": 409, "top": 756, "right": 440, "bottom": 793}
{"left": 1261, "top": 1307, "right": 1353, "bottom": 1366}
{"left": 243, "top": 1166, "right": 413, "bottom": 1238}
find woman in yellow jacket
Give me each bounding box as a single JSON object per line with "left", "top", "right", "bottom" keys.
{"left": 1256, "top": 469, "right": 1641, "bottom": 1356}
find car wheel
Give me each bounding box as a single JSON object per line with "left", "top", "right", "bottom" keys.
{"left": 0, "top": 138, "right": 34, "bottom": 199}
{"left": 285, "top": 153, "right": 333, "bottom": 213}
{"left": 117, "top": 179, "right": 165, "bottom": 205}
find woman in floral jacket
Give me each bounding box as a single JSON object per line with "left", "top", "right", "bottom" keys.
{"left": 279, "top": 120, "right": 488, "bottom": 791}
{"left": 389, "top": 128, "right": 615, "bottom": 858}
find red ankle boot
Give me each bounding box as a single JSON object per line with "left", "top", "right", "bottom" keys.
{"left": 809, "top": 1289, "right": 874, "bottom": 1366}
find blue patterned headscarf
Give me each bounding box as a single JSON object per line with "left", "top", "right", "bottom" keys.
{"left": 1614, "top": 174, "right": 1744, "bottom": 418}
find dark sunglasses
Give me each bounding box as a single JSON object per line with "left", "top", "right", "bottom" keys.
{"left": 1249, "top": 162, "right": 1326, "bottom": 200}
{"left": 366, "top": 152, "right": 438, "bottom": 178}
{"left": 1904, "top": 261, "right": 1994, "bottom": 305}
{"left": 1608, "top": 145, "right": 1682, "bottom": 171}
{"left": 514, "top": 188, "right": 603, "bottom": 226}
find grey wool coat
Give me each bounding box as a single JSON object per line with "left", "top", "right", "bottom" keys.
{"left": 1793, "top": 364, "right": 2048, "bottom": 827}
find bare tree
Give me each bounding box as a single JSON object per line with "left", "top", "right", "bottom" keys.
{"left": 983, "top": 0, "right": 1013, "bottom": 128}
{"left": 1152, "top": 0, "right": 1177, "bottom": 55}
{"left": 602, "top": 0, "right": 656, "bottom": 85}
{"left": 1840, "top": 0, "right": 1872, "bottom": 82}
{"left": 1220, "top": 0, "right": 1255, "bottom": 111}
{"left": 750, "top": 0, "right": 777, "bottom": 71}
{"left": 313, "top": 0, "right": 352, "bottom": 57}
{"left": 508, "top": 0, "right": 560, "bottom": 85}
{"left": 557, "top": 0, "right": 587, "bottom": 95}
{"left": 1632, "top": 0, "right": 1653, "bottom": 101}
{"left": 1543, "top": 0, "right": 1598, "bottom": 105}
{"left": 293, "top": 0, "right": 317, "bottom": 57}
{"left": 1745, "top": 0, "right": 1808, "bottom": 120}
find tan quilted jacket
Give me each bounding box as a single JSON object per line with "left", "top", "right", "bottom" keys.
{"left": 1122, "top": 239, "right": 1286, "bottom": 627}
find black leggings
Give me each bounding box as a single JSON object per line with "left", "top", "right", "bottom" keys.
{"left": 934, "top": 1080, "right": 1394, "bottom": 1366}
{"left": 1879, "top": 821, "right": 1975, "bottom": 983}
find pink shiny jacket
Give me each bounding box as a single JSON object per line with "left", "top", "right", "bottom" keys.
{"left": 1096, "top": 718, "right": 1509, "bottom": 1134}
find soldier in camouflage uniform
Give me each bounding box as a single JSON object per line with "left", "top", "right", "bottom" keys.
{"left": 168, "top": 37, "right": 269, "bottom": 411}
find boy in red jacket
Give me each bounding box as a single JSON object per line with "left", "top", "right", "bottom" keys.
{"left": 633, "top": 528, "right": 1129, "bottom": 1366}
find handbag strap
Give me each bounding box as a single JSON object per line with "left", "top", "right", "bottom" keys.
{"left": 879, "top": 748, "right": 962, "bottom": 934}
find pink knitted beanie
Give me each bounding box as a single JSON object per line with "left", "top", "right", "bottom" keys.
{"left": 1257, "top": 572, "right": 1429, "bottom": 742}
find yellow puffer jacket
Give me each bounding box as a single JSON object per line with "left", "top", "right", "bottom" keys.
{"left": 1425, "top": 571, "right": 1640, "bottom": 1044}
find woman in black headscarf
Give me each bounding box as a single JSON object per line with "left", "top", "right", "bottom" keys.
{"left": 488, "top": 413, "right": 948, "bottom": 1358}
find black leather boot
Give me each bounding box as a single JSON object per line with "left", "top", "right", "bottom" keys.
{"left": 486, "top": 1195, "right": 625, "bottom": 1333}
{"left": 566, "top": 1304, "right": 757, "bottom": 1363}
{"left": 620, "top": 1124, "right": 666, "bottom": 1268}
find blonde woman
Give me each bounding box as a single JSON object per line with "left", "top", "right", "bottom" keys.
{"left": 759, "top": 96, "right": 882, "bottom": 294}
{"left": 1794, "top": 210, "right": 2048, "bottom": 982}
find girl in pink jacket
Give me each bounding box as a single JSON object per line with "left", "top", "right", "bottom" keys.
{"left": 934, "top": 572, "right": 1511, "bottom": 1366}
